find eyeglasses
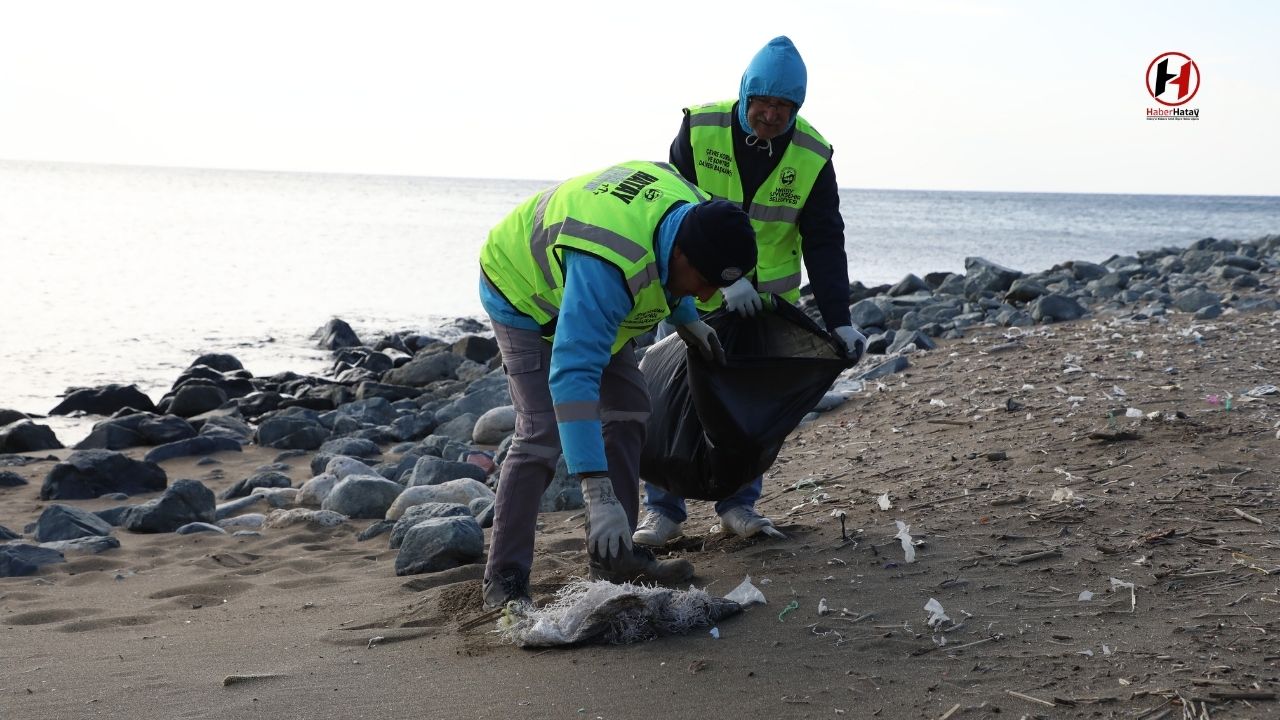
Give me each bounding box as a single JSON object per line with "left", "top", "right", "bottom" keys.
{"left": 750, "top": 98, "right": 795, "bottom": 113}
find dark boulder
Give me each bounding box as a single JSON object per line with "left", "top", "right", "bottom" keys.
{"left": 49, "top": 384, "right": 156, "bottom": 416}
{"left": 0, "top": 544, "right": 64, "bottom": 577}
{"left": 315, "top": 318, "right": 362, "bottom": 350}
{"left": 0, "top": 420, "right": 63, "bottom": 452}
{"left": 34, "top": 504, "right": 114, "bottom": 542}
{"left": 119, "top": 479, "right": 216, "bottom": 533}
{"left": 219, "top": 471, "right": 292, "bottom": 500}
{"left": 40, "top": 450, "right": 167, "bottom": 500}
{"left": 143, "top": 436, "right": 243, "bottom": 464}
{"left": 188, "top": 353, "right": 245, "bottom": 374}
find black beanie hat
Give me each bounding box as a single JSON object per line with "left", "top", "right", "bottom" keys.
{"left": 674, "top": 200, "right": 757, "bottom": 287}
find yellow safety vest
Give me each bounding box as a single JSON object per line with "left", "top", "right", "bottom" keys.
{"left": 480, "top": 160, "right": 709, "bottom": 354}
{"left": 686, "top": 100, "right": 832, "bottom": 305}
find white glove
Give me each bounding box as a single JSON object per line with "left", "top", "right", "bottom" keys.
{"left": 833, "top": 325, "right": 867, "bottom": 363}
{"left": 721, "top": 277, "right": 763, "bottom": 317}
{"left": 674, "top": 320, "right": 726, "bottom": 365}
{"left": 580, "top": 474, "right": 632, "bottom": 559}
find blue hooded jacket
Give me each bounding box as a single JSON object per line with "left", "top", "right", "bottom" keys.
{"left": 737, "top": 36, "right": 807, "bottom": 135}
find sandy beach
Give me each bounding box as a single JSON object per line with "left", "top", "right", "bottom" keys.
{"left": 4, "top": 303, "right": 1279, "bottom": 720}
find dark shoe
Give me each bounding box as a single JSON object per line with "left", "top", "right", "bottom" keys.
{"left": 482, "top": 567, "right": 532, "bottom": 610}
{"left": 589, "top": 545, "right": 694, "bottom": 585}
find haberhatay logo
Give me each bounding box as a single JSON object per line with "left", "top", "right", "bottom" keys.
{"left": 1145, "top": 52, "right": 1200, "bottom": 121}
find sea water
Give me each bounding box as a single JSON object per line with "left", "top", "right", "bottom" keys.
{"left": 1, "top": 160, "right": 1276, "bottom": 442}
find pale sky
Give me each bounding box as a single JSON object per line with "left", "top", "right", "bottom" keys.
{"left": 1, "top": 0, "right": 1276, "bottom": 195}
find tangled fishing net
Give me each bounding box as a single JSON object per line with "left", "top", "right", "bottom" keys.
{"left": 495, "top": 579, "right": 743, "bottom": 647}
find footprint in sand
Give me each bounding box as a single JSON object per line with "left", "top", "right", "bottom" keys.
{"left": 58, "top": 614, "right": 159, "bottom": 633}
{"left": 5, "top": 607, "right": 102, "bottom": 626}
{"left": 146, "top": 579, "right": 254, "bottom": 608}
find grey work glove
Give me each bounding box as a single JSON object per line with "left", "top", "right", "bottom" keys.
{"left": 721, "top": 277, "right": 763, "bottom": 317}
{"left": 833, "top": 325, "right": 867, "bottom": 364}
{"left": 674, "top": 320, "right": 726, "bottom": 365}
{"left": 580, "top": 474, "right": 632, "bottom": 559}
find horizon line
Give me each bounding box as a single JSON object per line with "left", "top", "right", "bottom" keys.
{"left": 2, "top": 156, "right": 1278, "bottom": 201}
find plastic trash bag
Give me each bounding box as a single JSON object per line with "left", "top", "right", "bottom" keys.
{"left": 495, "top": 579, "right": 742, "bottom": 647}
{"left": 639, "top": 300, "right": 854, "bottom": 500}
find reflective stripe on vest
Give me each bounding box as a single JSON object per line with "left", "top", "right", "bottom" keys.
{"left": 480, "top": 161, "right": 700, "bottom": 354}
{"left": 685, "top": 100, "right": 832, "bottom": 304}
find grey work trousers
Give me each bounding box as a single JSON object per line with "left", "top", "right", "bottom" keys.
{"left": 484, "top": 320, "right": 650, "bottom": 581}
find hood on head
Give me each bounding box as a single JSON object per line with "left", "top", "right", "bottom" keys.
{"left": 737, "top": 36, "right": 807, "bottom": 135}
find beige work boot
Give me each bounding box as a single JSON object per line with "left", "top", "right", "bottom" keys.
{"left": 718, "top": 505, "right": 783, "bottom": 538}
{"left": 632, "top": 511, "right": 683, "bottom": 546}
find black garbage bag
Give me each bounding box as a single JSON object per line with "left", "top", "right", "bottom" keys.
{"left": 639, "top": 299, "right": 854, "bottom": 501}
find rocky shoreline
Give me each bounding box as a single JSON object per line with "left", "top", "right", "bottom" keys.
{"left": 3, "top": 233, "right": 1279, "bottom": 578}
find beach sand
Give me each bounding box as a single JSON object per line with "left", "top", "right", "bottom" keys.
{"left": 3, "top": 309, "right": 1279, "bottom": 719}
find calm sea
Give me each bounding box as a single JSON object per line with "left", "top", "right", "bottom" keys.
{"left": 2, "top": 160, "right": 1276, "bottom": 443}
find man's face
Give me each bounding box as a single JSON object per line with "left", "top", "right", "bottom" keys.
{"left": 668, "top": 247, "right": 720, "bottom": 303}
{"left": 746, "top": 96, "right": 796, "bottom": 140}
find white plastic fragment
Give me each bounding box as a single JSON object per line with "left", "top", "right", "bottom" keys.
{"left": 1102, "top": 644, "right": 1113, "bottom": 656}
{"left": 924, "top": 598, "right": 950, "bottom": 628}
{"left": 1111, "top": 385, "right": 1127, "bottom": 397}
{"left": 1110, "top": 577, "right": 1137, "bottom": 612}
{"left": 708, "top": 627, "right": 720, "bottom": 639}
{"left": 877, "top": 493, "right": 892, "bottom": 511}
{"left": 1051, "top": 487, "right": 1075, "bottom": 503}
{"left": 817, "top": 598, "right": 830, "bottom": 616}
{"left": 929, "top": 398, "right": 948, "bottom": 407}
{"left": 1125, "top": 408, "right": 1143, "bottom": 418}
{"left": 1078, "top": 590, "right": 1094, "bottom": 601}
{"left": 894, "top": 520, "right": 916, "bottom": 563}
{"left": 724, "top": 575, "right": 767, "bottom": 607}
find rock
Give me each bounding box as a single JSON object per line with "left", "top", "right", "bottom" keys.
{"left": 1030, "top": 294, "right": 1088, "bottom": 322}
{"left": 214, "top": 493, "right": 268, "bottom": 520}
{"left": 317, "top": 437, "right": 382, "bottom": 461}
{"left": 388, "top": 502, "right": 472, "bottom": 549}
{"left": 254, "top": 414, "right": 329, "bottom": 450}
{"left": 0, "top": 419, "right": 63, "bottom": 452}
{"left": 40, "top": 450, "right": 167, "bottom": 500}
{"left": 143, "top": 435, "right": 243, "bottom": 464}
{"left": 538, "top": 457, "right": 583, "bottom": 512}
{"left": 1173, "top": 287, "right": 1223, "bottom": 313}
{"left": 34, "top": 504, "right": 114, "bottom": 542}
{"left": 888, "top": 273, "right": 931, "bottom": 296}
{"left": 0, "top": 470, "right": 29, "bottom": 487}
{"left": 0, "top": 524, "right": 19, "bottom": 540}
{"left": 0, "top": 544, "right": 65, "bottom": 577}
{"left": 1005, "top": 277, "right": 1048, "bottom": 303}
{"left": 217, "top": 513, "right": 266, "bottom": 529}
{"left": 248, "top": 486, "right": 298, "bottom": 508}
{"left": 385, "top": 479, "right": 495, "bottom": 520}
{"left": 168, "top": 384, "right": 229, "bottom": 418}
{"left": 119, "top": 479, "right": 217, "bottom": 533}
{"left": 39, "top": 535, "right": 121, "bottom": 554}
{"left": 357, "top": 519, "right": 395, "bottom": 541}
{"left": 263, "top": 508, "right": 347, "bottom": 529}
{"left": 394, "top": 516, "right": 484, "bottom": 576}
{"left": 452, "top": 335, "right": 499, "bottom": 365}
{"left": 472, "top": 406, "right": 516, "bottom": 445}
{"left": 388, "top": 412, "right": 439, "bottom": 442}
{"left": 0, "top": 409, "right": 29, "bottom": 426}
{"left": 470, "top": 498, "right": 495, "bottom": 529}
{"left": 407, "top": 455, "right": 488, "bottom": 487}
{"left": 175, "top": 522, "right": 227, "bottom": 535}
{"left": 963, "top": 257, "right": 1023, "bottom": 298}
{"left": 198, "top": 415, "right": 254, "bottom": 443}
{"left": 296, "top": 473, "right": 339, "bottom": 507}
{"left": 315, "top": 318, "right": 362, "bottom": 350}
{"left": 887, "top": 330, "right": 937, "bottom": 355}
{"left": 219, "top": 471, "right": 292, "bottom": 500}
{"left": 188, "top": 353, "right": 245, "bottom": 374}
{"left": 849, "top": 298, "right": 888, "bottom": 329}
{"left": 434, "top": 413, "right": 478, "bottom": 444}
{"left": 856, "top": 356, "right": 911, "bottom": 382}
{"left": 321, "top": 475, "right": 404, "bottom": 519}
{"left": 48, "top": 383, "right": 156, "bottom": 416}
{"left": 382, "top": 352, "right": 464, "bottom": 387}
{"left": 1069, "top": 261, "right": 1109, "bottom": 282}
